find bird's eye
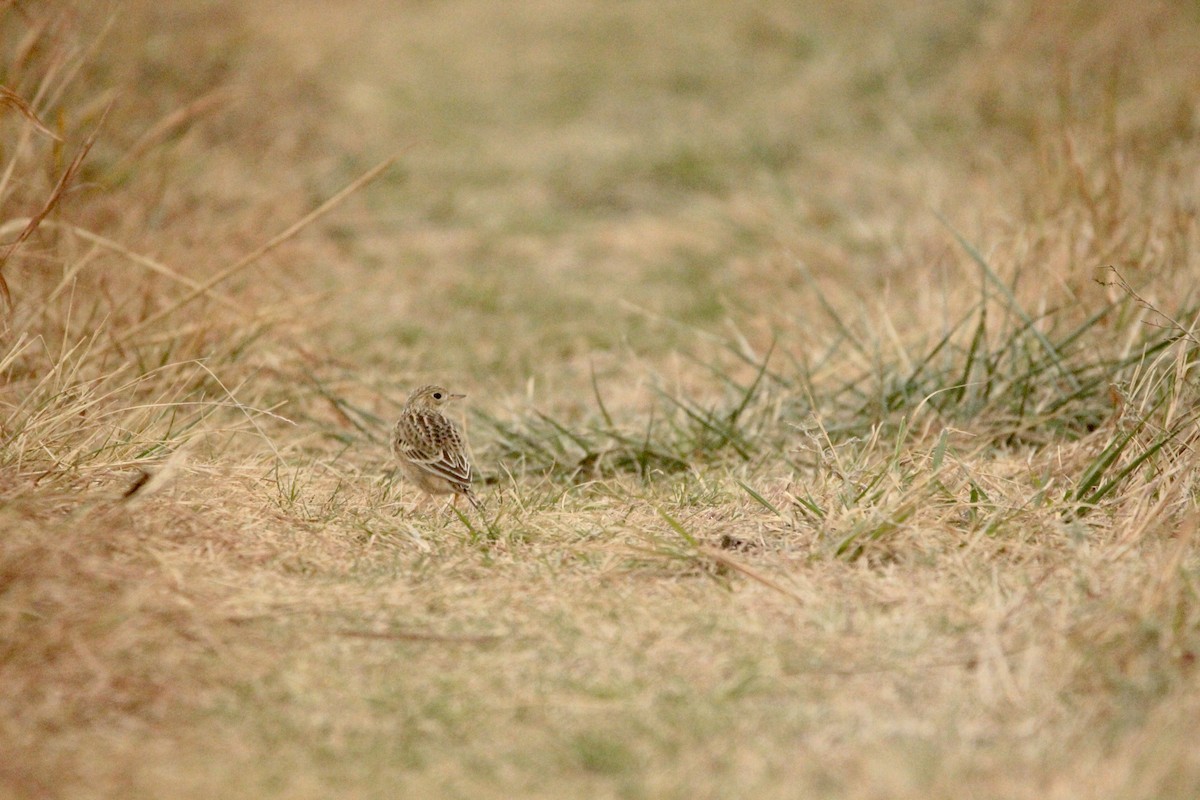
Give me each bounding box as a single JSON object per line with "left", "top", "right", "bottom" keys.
{"left": 433, "top": 392, "right": 443, "bottom": 400}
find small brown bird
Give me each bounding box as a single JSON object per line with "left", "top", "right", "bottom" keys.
{"left": 392, "top": 384, "right": 480, "bottom": 510}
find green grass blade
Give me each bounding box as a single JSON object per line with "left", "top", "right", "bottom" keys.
{"left": 936, "top": 213, "right": 1081, "bottom": 393}
{"left": 737, "top": 479, "right": 782, "bottom": 517}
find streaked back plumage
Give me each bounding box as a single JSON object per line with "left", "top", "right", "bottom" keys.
{"left": 393, "top": 384, "right": 476, "bottom": 502}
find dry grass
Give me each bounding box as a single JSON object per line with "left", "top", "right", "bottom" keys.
{"left": 3, "top": 1, "right": 1200, "bottom": 798}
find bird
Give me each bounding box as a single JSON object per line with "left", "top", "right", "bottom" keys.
{"left": 392, "top": 384, "right": 480, "bottom": 511}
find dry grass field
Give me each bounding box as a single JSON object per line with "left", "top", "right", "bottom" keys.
{"left": 3, "top": 1, "right": 1200, "bottom": 797}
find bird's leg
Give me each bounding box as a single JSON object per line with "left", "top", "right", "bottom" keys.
{"left": 407, "top": 490, "right": 434, "bottom": 515}
{"left": 435, "top": 494, "right": 459, "bottom": 518}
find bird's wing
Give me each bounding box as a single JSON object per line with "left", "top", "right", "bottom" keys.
{"left": 395, "top": 411, "right": 473, "bottom": 487}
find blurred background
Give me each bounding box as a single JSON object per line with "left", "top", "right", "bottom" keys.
{"left": 3, "top": 2, "right": 1199, "bottom": 798}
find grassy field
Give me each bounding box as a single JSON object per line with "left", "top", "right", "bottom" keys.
{"left": 3, "top": 1, "right": 1200, "bottom": 797}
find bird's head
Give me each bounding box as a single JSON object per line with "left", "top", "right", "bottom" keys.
{"left": 405, "top": 384, "right": 465, "bottom": 409}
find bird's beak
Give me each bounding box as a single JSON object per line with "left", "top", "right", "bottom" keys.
{"left": 451, "top": 392, "right": 466, "bottom": 399}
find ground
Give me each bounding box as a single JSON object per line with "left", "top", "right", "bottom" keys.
{"left": 2, "top": 1, "right": 1199, "bottom": 798}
